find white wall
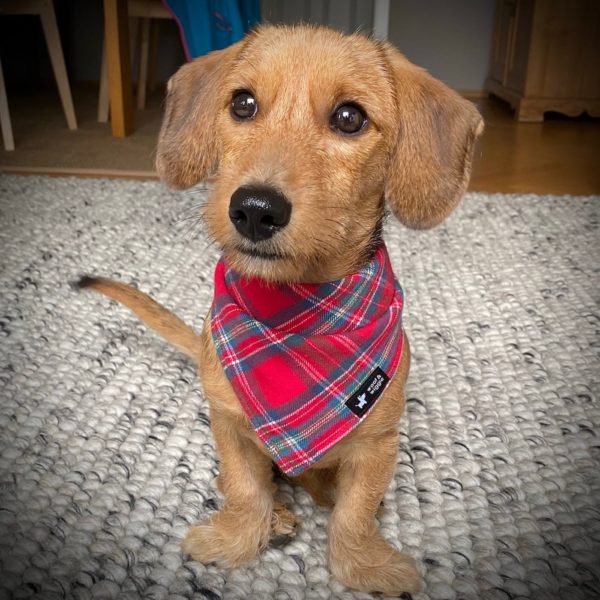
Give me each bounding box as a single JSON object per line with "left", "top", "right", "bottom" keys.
{"left": 261, "top": 0, "right": 374, "bottom": 33}
{"left": 388, "top": 0, "right": 496, "bottom": 92}
{"left": 261, "top": 0, "right": 496, "bottom": 92}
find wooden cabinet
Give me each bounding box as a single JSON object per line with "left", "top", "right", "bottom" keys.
{"left": 486, "top": 0, "right": 600, "bottom": 122}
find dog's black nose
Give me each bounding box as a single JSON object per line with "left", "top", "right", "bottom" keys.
{"left": 229, "top": 185, "right": 291, "bottom": 242}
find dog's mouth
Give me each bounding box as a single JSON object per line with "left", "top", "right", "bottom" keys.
{"left": 235, "top": 244, "right": 289, "bottom": 261}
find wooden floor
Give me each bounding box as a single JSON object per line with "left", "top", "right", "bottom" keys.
{"left": 1, "top": 85, "right": 599, "bottom": 195}
{"left": 469, "top": 96, "right": 600, "bottom": 195}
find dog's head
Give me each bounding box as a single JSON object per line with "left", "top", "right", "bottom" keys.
{"left": 156, "top": 25, "right": 483, "bottom": 282}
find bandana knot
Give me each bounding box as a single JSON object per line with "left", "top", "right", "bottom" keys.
{"left": 211, "top": 244, "right": 404, "bottom": 475}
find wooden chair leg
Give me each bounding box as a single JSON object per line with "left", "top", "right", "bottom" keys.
{"left": 103, "top": 0, "right": 134, "bottom": 136}
{"left": 137, "top": 17, "right": 150, "bottom": 110}
{"left": 0, "top": 57, "right": 15, "bottom": 151}
{"left": 39, "top": 0, "right": 77, "bottom": 130}
{"left": 99, "top": 14, "right": 138, "bottom": 124}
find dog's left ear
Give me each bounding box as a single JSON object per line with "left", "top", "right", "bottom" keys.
{"left": 382, "top": 44, "right": 484, "bottom": 229}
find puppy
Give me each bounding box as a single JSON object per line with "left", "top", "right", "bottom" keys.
{"left": 80, "top": 25, "right": 483, "bottom": 595}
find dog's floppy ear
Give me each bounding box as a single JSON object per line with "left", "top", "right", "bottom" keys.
{"left": 156, "top": 43, "right": 242, "bottom": 189}
{"left": 382, "top": 44, "right": 484, "bottom": 229}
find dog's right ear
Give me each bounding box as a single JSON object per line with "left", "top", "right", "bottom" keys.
{"left": 155, "top": 43, "right": 242, "bottom": 189}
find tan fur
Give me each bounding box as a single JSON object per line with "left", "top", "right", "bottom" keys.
{"left": 84, "top": 25, "right": 483, "bottom": 594}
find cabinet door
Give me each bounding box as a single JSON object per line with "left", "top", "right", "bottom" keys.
{"left": 525, "top": 0, "right": 600, "bottom": 98}
{"left": 504, "top": 0, "right": 534, "bottom": 93}
{"left": 489, "top": 0, "right": 516, "bottom": 83}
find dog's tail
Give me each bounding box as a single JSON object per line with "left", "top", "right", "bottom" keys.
{"left": 76, "top": 276, "right": 201, "bottom": 362}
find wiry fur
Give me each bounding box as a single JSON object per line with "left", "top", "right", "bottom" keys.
{"left": 83, "top": 25, "right": 483, "bottom": 594}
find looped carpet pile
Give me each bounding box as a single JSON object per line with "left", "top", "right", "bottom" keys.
{"left": 0, "top": 175, "right": 599, "bottom": 600}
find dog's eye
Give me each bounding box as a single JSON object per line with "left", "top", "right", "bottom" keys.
{"left": 231, "top": 91, "right": 257, "bottom": 120}
{"left": 330, "top": 103, "right": 367, "bottom": 135}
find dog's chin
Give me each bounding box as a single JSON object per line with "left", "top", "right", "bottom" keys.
{"left": 223, "top": 244, "right": 299, "bottom": 282}
{"left": 236, "top": 245, "right": 288, "bottom": 261}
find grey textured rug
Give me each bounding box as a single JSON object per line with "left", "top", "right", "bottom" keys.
{"left": 0, "top": 175, "right": 599, "bottom": 600}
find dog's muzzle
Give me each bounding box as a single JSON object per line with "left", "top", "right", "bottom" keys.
{"left": 229, "top": 185, "right": 291, "bottom": 243}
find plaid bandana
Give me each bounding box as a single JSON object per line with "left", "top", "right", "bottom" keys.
{"left": 210, "top": 244, "right": 404, "bottom": 476}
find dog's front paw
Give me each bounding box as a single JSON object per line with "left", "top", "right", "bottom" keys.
{"left": 183, "top": 508, "right": 271, "bottom": 567}
{"left": 272, "top": 501, "right": 298, "bottom": 536}
{"left": 329, "top": 532, "right": 422, "bottom": 595}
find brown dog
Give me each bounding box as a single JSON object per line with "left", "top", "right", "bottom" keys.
{"left": 80, "top": 25, "right": 482, "bottom": 595}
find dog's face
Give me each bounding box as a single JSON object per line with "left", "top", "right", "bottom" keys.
{"left": 156, "top": 25, "right": 483, "bottom": 282}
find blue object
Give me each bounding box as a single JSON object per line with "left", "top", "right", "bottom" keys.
{"left": 163, "top": 0, "right": 260, "bottom": 60}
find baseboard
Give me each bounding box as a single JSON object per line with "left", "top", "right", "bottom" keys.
{"left": 0, "top": 165, "right": 158, "bottom": 180}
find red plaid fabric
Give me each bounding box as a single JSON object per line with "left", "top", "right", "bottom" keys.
{"left": 210, "top": 244, "right": 404, "bottom": 476}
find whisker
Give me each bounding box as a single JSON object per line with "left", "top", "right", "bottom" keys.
{"left": 175, "top": 209, "right": 206, "bottom": 241}
{"left": 179, "top": 199, "right": 208, "bottom": 213}
{"left": 179, "top": 221, "right": 201, "bottom": 242}
{"left": 181, "top": 183, "right": 210, "bottom": 196}
{"left": 176, "top": 211, "right": 205, "bottom": 225}
{"left": 202, "top": 237, "right": 220, "bottom": 254}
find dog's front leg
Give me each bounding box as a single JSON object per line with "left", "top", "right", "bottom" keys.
{"left": 182, "top": 408, "right": 276, "bottom": 567}
{"left": 328, "top": 430, "right": 422, "bottom": 594}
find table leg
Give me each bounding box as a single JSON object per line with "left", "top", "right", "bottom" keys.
{"left": 103, "top": 0, "right": 134, "bottom": 137}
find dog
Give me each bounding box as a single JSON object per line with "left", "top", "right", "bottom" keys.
{"left": 79, "top": 24, "right": 483, "bottom": 595}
